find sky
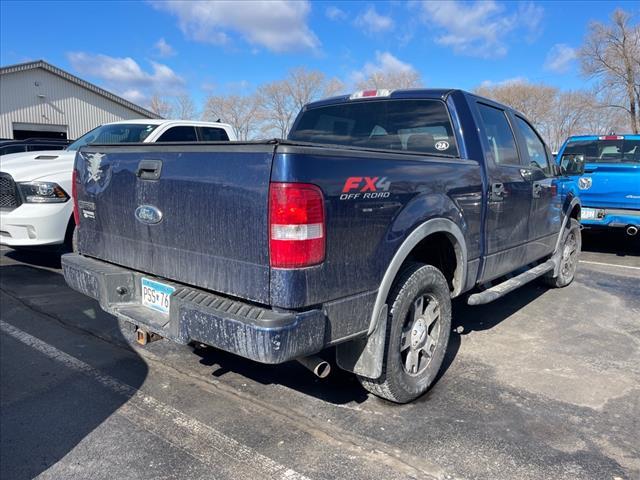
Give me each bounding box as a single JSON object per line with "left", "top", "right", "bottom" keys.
{"left": 1, "top": 0, "right": 637, "bottom": 110}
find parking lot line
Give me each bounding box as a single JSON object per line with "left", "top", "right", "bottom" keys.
{"left": 0, "top": 320, "right": 311, "bottom": 480}
{"left": 580, "top": 260, "right": 640, "bottom": 271}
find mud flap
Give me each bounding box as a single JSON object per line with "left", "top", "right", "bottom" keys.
{"left": 335, "top": 304, "right": 388, "bottom": 379}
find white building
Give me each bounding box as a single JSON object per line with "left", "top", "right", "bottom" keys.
{"left": 0, "top": 60, "right": 159, "bottom": 140}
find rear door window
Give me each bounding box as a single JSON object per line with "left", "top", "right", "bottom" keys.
{"left": 198, "top": 127, "right": 229, "bottom": 141}
{"left": 157, "top": 126, "right": 197, "bottom": 142}
{"left": 289, "top": 99, "right": 459, "bottom": 156}
{"left": 476, "top": 103, "right": 520, "bottom": 166}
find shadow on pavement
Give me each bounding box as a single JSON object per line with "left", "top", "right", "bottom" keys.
{"left": 0, "top": 256, "right": 148, "bottom": 480}
{"left": 4, "top": 247, "right": 64, "bottom": 269}
{"left": 581, "top": 229, "right": 639, "bottom": 256}
{"left": 191, "top": 282, "right": 547, "bottom": 406}
{"left": 0, "top": 248, "right": 552, "bottom": 410}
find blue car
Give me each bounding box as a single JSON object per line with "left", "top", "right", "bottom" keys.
{"left": 556, "top": 134, "right": 640, "bottom": 236}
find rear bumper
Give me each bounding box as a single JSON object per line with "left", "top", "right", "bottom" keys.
{"left": 61, "top": 253, "right": 326, "bottom": 364}
{"left": 581, "top": 206, "right": 640, "bottom": 229}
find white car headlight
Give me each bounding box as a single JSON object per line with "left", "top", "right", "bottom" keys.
{"left": 17, "top": 181, "right": 70, "bottom": 203}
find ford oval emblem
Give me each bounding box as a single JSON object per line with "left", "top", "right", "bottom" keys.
{"left": 135, "top": 205, "right": 163, "bottom": 225}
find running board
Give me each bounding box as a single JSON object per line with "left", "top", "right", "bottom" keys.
{"left": 467, "top": 260, "right": 556, "bottom": 306}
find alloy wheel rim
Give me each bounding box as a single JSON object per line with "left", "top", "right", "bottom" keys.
{"left": 561, "top": 231, "right": 578, "bottom": 277}
{"left": 400, "top": 293, "right": 441, "bottom": 376}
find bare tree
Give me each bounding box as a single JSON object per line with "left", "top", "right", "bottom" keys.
{"left": 173, "top": 94, "right": 197, "bottom": 120}
{"left": 356, "top": 69, "right": 422, "bottom": 90}
{"left": 548, "top": 91, "right": 593, "bottom": 150}
{"left": 475, "top": 81, "right": 558, "bottom": 145}
{"left": 579, "top": 91, "right": 628, "bottom": 135}
{"left": 257, "top": 68, "right": 345, "bottom": 138}
{"left": 149, "top": 94, "right": 173, "bottom": 118}
{"left": 257, "top": 80, "right": 295, "bottom": 138}
{"left": 286, "top": 67, "right": 336, "bottom": 112}
{"left": 579, "top": 9, "right": 640, "bottom": 133}
{"left": 202, "top": 94, "right": 261, "bottom": 140}
{"left": 323, "top": 77, "right": 346, "bottom": 98}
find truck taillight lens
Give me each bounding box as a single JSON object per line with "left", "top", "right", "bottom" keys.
{"left": 269, "top": 182, "right": 325, "bottom": 268}
{"left": 72, "top": 169, "right": 80, "bottom": 226}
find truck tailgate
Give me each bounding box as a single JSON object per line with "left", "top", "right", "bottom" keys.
{"left": 74, "top": 143, "right": 276, "bottom": 304}
{"left": 581, "top": 163, "right": 640, "bottom": 209}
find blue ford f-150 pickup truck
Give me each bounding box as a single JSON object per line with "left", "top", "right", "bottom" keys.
{"left": 62, "top": 89, "right": 583, "bottom": 403}
{"left": 555, "top": 134, "right": 640, "bottom": 236}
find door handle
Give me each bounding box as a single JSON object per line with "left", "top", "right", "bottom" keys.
{"left": 532, "top": 182, "right": 543, "bottom": 199}
{"left": 489, "top": 182, "right": 505, "bottom": 201}
{"left": 136, "top": 160, "right": 163, "bottom": 180}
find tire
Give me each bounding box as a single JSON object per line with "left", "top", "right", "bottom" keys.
{"left": 358, "top": 263, "right": 452, "bottom": 403}
{"left": 542, "top": 218, "right": 581, "bottom": 288}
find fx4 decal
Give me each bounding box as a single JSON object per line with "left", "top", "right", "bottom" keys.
{"left": 340, "top": 176, "right": 391, "bottom": 200}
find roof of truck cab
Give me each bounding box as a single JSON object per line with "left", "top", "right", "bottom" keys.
{"left": 304, "top": 89, "right": 459, "bottom": 110}
{"left": 567, "top": 134, "right": 640, "bottom": 140}
{"left": 302, "top": 88, "right": 518, "bottom": 114}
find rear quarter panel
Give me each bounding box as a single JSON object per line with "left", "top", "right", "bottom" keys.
{"left": 270, "top": 145, "right": 483, "bottom": 313}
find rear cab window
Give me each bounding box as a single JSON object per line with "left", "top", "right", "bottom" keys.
{"left": 288, "top": 99, "right": 459, "bottom": 157}
{"left": 560, "top": 138, "right": 640, "bottom": 165}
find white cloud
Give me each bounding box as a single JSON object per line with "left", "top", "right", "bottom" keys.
{"left": 544, "top": 43, "right": 576, "bottom": 73}
{"left": 67, "top": 52, "right": 185, "bottom": 105}
{"left": 154, "top": 38, "right": 176, "bottom": 57}
{"left": 325, "top": 6, "right": 347, "bottom": 21}
{"left": 152, "top": 0, "right": 319, "bottom": 53}
{"left": 351, "top": 51, "right": 417, "bottom": 84}
{"left": 479, "top": 77, "right": 527, "bottom": 88}
{"left": 420, "top": 1, "right": 544, "bottom": 58}
{"left": 355, "top": 6, "right": 394, "bottom": 34}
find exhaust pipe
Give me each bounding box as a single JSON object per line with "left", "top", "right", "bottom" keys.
{"left": 626, "top": 225, "right": 638, "bottom": 236}
{"left": 297, "top": 355, "right": 331, "bottom": 378}
{"left": 135, "top": 328, "right": 162, "bottom": 345}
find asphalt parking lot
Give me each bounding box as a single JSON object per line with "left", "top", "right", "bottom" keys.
{"left": 1, "top": 231, "right": 638, "bottom": 480}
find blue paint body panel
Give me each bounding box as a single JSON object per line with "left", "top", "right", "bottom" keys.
{"left": 555, "top": 134, "right": 640, "bottom": 230}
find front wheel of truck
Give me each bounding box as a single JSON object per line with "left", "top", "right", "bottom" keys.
{"left": 358, "top": 263, "right": 451, "bottom": 403}
{"left": 542, "top": 218, "right": 581, "bottom": 288}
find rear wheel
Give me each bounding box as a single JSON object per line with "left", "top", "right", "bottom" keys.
{"left": 358, "top": 263, "right": 451, "bottom": 403}
{"left": 543, "top": 218, "right": 581, "bottom": 288}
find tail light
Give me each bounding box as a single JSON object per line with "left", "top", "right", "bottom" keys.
{"left": 72, "top": 169, "right": 80, "bottom": 226}
{"left": 269, "top": 182, "right": 325, "bottom": 268}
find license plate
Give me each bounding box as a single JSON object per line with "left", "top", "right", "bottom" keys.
{"left": 581, "top": 208, "right": 596, "bottom": 220}
{"left": 141, "top": 278, "right": 175, "bottom": 315}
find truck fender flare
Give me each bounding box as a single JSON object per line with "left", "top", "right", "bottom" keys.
{"left": 367, "top": 217, "right": 467, "bottom": 336}
{"left": 551, "top": 197, "right": 581, "bottom": 276}
{"left": 553, "top": 196, "right": 581, "bottom": 253}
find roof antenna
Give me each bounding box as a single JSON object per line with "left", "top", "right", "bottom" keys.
{"left": 216, "top": 118, "right": 221, "bottom": 123}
